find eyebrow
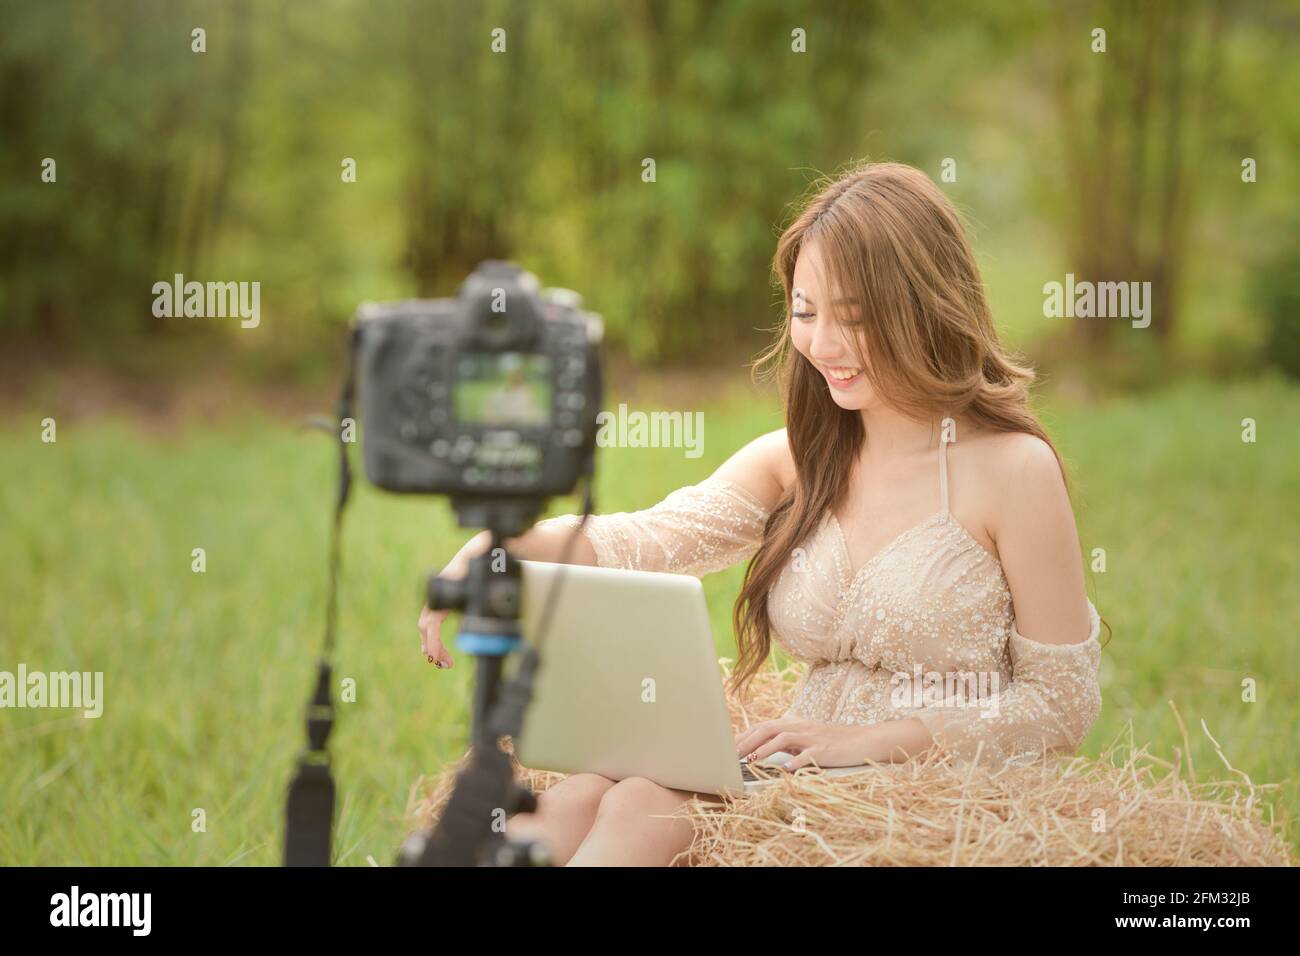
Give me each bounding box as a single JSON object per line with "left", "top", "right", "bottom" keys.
{"left": 794, "top": 296, "right": 860, "bottom": 309}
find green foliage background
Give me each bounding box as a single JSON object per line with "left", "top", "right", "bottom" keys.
{"left": 2, "top": 0, "right": 1296, "bottom": 371}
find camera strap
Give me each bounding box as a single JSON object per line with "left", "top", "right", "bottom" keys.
{"left": 283, "top": 327, "right": 359, "bottom": 866}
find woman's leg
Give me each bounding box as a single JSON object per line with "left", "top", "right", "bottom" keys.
{"left": 504, "top": 772, "right": 616, "bottom": 865}
{"left": 566, "top": 776, "right": 699, "bottom": 867}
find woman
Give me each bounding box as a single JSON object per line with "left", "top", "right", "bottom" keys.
{"left": 417, "top": 161, "right": 1104, "bottom": 866}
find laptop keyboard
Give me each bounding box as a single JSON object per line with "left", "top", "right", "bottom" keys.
{"left": 740, "top": 759, "right": 791, "bottom": 782}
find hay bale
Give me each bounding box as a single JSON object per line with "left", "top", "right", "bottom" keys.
{"left": 407, "top": 660, "right": 1296, "bottom": 866}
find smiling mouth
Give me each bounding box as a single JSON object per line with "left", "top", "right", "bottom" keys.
{"left": 824, "top": 366, "right": 861, "bottom": 380}
{"left": 821, "top": 365, "right": 863, "bottom": 386}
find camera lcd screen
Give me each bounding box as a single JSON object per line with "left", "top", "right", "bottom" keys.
{"left": 453, "top": 352, "right": 553, "bottom": 426}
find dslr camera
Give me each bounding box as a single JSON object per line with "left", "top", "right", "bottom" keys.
{"left": 352, "top": 260, "right": 603, "bottom": 533}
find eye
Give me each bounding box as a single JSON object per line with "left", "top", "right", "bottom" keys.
{"left": 791, "top": 310, "right": 816, "bottom": 322}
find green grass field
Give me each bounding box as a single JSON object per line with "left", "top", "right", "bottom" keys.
{"left": 1, "top": 375, "right": 1297, "bottom": 864}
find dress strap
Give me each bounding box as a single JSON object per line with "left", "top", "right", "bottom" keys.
{"left": 938, "top": 420, "right": 952, "bottom": 514}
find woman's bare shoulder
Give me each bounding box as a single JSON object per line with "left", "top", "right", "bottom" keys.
{"left": 709, "top": 427, "right": 792, "bottom": 512}
{"left": 958, "top": 426, "right": 1074, "bottom": 544}
{"left": 965, "top": 429, "right": 1064, "bottom": 491}
{"left": 947, "top": 427, "right": 1066, "bottom": 542}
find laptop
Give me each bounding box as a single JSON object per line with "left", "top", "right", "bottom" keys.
{"left": 511, "top": 559, "right": 873, "bottom": 796}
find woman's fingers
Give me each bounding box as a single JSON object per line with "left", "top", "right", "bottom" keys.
{"left": 734, "top": 721, "right": 775, "bottom": 757}
{"left": 417, "top": 554, "right": 474, "bottom": 669}
{"left": 418, "top": 605, "right": 454, "bottom": 668}
{"left": 418, "top": 605, "right": 433, "bottom": 657}
{"left": 736, "top": 720, "right": 795, "bottom": 759}
{"left": 782, "top": 751, "right": 818, "bottom": 771}
{"left": 751, "top": 731, "right": 801, "bottom": 764}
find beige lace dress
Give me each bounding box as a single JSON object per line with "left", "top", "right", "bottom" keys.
{"left": 538, "top": 433, "right": 1103, "bottom": 771}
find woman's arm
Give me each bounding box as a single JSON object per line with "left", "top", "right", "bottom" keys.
{"left": 420, "top": 428, "right": 790, "bottom": 666}
{"left": 503, "top": 427, "right": 789, "bottom": 566}
{"left": 708, "top": 427, "right": 792, "bottom": 512}
{"left": 528, "top": 427, "right": 788, "bottom": 575}
{"left": 995, "top": 435, "right": 1094, "bottom": 647}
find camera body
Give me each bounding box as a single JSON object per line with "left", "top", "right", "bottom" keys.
{"left": 353, "top": 261, "right": 602, "bottom": 513}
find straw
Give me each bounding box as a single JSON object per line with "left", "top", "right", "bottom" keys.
{"left": 407, "top": 660, "right": 1295, "bottom": 866}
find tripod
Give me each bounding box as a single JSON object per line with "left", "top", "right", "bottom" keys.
{"left": 282, "top": 323, "right": 595, "bottom": 867}
{"left": 396, "top": 527, "right": 551, "bottom": 867}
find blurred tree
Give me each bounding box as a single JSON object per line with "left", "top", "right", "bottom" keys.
{"left": 1050, "top": 0, "right": 1228, "bottom": 347}
{"left": 0, "top": 0, "right": 253, "bottom": 339}
{"left": 1253, "top": 208, "right": 1300, "bottom": 380}
{"left": 0, "top": 0, "right": 1293, "bottom": 374}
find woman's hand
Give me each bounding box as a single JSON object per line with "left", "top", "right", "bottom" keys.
{"left": 417, "top": 603, "right": 454, "bottom": 669}
{"left": 418, "top": 530, "right": 491, "bottom": 669}
{"left": 736, "top": 716, "right": 935, "bottom": 768}
{"left": 734, "top": 717, "right": 875, "bottom": 769}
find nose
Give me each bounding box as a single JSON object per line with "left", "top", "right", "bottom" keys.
{"left": 807, "top": 314, "right": 851, "bottom": 365}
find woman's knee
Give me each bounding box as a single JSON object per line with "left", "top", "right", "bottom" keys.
{"left": 595, "top": 776, "right": 684, "bottom": 822}
{"left": 539, "top": 772, "right": 616, "bottom": 817}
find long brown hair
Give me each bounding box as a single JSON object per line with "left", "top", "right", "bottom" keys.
{"left": 730, "top": 160, "right": 1070, "bottom": 697}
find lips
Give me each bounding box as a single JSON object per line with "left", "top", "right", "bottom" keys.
{"left": 821, "top": 365, "right": 863, "bottom": 389}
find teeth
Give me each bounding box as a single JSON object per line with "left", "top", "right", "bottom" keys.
{"left": 826, "top": 367, "right": 862, "bottom": 380}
